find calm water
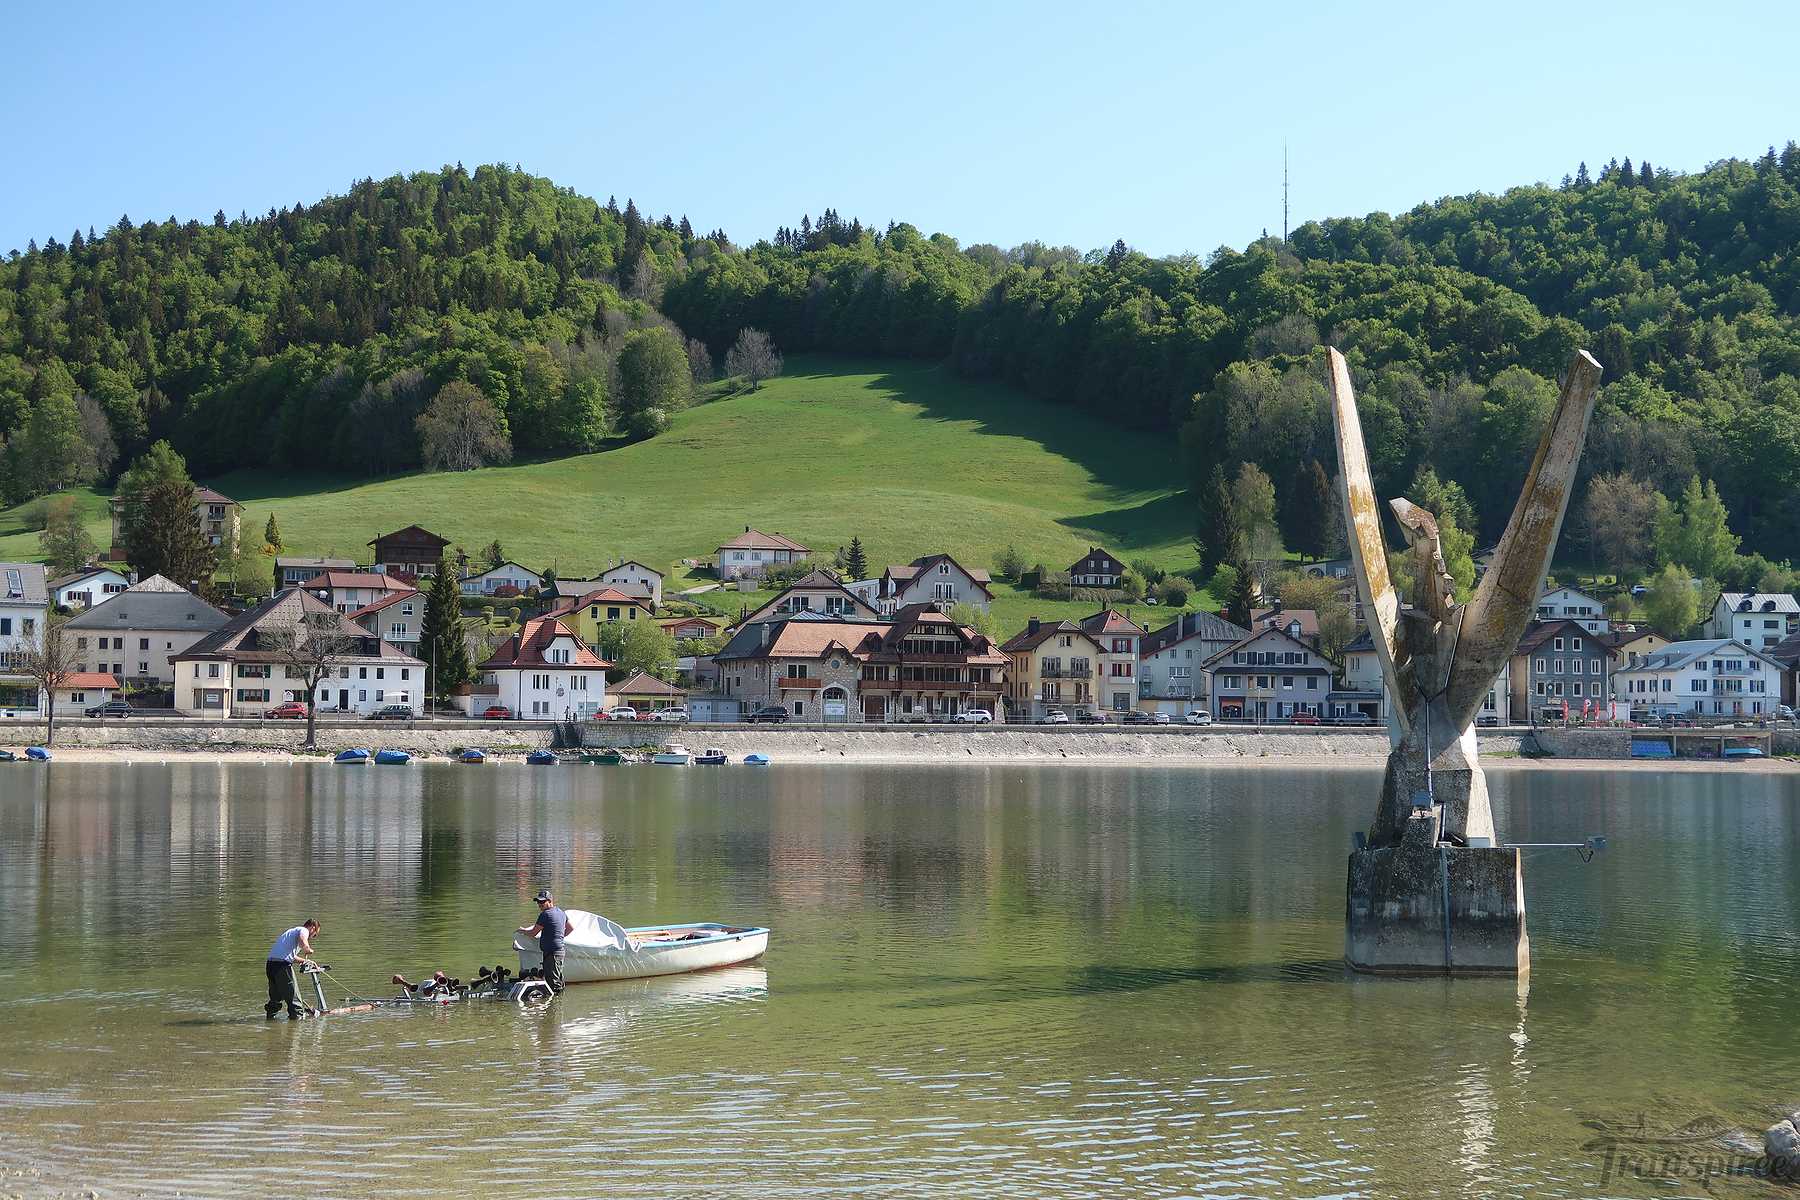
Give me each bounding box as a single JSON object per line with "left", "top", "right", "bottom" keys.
{"left": 1, "top": 761, "right": 1798, "bottom": 1198}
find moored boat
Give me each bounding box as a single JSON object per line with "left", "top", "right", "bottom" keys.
{"left": 0, "top": 749, "right": 19, "bottom": 762}
{"left": 334, "top": 748, "right": 372, "bottom": 765}
{"left": 526, "top": 749, "right": 558, "bottom": 766}
{"left": 459, "top": 748, "right": 488, "bottom": 764}
{"left": 25, "top": 746, "right": 51, "bottom": 762}
{"left": 373, "top": 748, "right": 411, "bottom": 765}
{"left": 743, "top": 753, "right": 770, "bottom": 766}
{"left": 651, "top": 743, "right": 691, "bottom": 765}
{"left": 582, "top": 749, "right": 627, "bottom": 765}
{"left": 694, "top": 747, "right": 728, "bottom": 765}
{"left": 512, "top": 911, "right": 770, "bottom": 983}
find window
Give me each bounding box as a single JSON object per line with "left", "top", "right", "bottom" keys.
{"left": 1572, "top": 682, "right": 1583, "bottom": 697}
{"left": 400, "top": 669, "right": 409, "bottom": 680}
{"left": 1572, "top": 637, "right": 1582, "bottom": 651}
{"left": 139, "top": 638, "right": 149, "bottom": 650}
{"left": 375, "top": 667, "right": 385, "bottom": 680}
{"left": 77, "top": 637, "right": 88, "bottom": 650}
{"left": 358, "top": 689, "right": 367, "bottom": 702}
{"left": 138, "top": 662, "right": 147, "bottom": 675}
{"left": 1534, "top": 658, "right": 1546, "bottom": 675}
{"left": 1591, "top": 659, "right": 1601, "bottom": 675}
{"left": 1553, "top": 637, "right": 1564, "bottom": 651}
{"left": 1572, "top": 659, "right": 1583, "bottom": 674}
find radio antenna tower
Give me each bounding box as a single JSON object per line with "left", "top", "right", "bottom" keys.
{"left": 1282, "top": 143, "right": 1289, "bottom": 242}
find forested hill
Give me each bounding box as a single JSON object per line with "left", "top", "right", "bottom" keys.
{"left": 4, "top": 149, "right": 1800, "bottom": 568}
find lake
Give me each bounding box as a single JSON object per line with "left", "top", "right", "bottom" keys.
{"left": 0, "top": 761, "right": 1796, "bottom": 1198}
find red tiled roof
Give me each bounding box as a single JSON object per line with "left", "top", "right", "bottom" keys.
{"left": 1080, "top": 609, "right": 1146, "bottom": 637}
{"left": 719, "top": 527, "right": 810, "bottom": 553}
{"left": 479, "top": 617, "right": 611, "bottom": 671}
{"left": 58, "top": 672, "right": 119, "bottom": 689}
{"left": 301, "top": 571, "right": 416, "bottom": 592}
{"left": 612, "top": 670, "right": 686, "bottom": 697}
{"left": 193, "top": 487, "right": 237, "bottom": 506}
{"left": 348, "top": 591, "right": 416, "bottom": 619}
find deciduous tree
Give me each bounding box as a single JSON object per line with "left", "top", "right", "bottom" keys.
{"left": 416, "top": 381, "right": 511, "bottom": 472}
{"left": 724, "top": 328, "right": 782, "bottom": 389}
{"left": 39, "top": 496, "right": 96, "bottom": 573}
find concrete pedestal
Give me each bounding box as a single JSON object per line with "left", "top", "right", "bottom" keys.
{"left": 1345, "top": 836, "right": 1529, "bottom": 976}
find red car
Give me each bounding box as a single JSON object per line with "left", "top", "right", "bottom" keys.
{"left": 481, "top": 705, "right": 514, "bottom": 720}
{"left": 264, "top": 701, "right": 308, "bottom": 720}
{"left": 1289, "top": 712, "right": 1322, "bottom": 726}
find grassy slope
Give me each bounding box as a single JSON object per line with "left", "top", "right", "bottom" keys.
{"left": 0, "top": 356, "right": 1205, "bottom": 631}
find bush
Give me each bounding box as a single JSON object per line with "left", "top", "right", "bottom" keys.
{"left": 993, "top": 545, "right": 1026, "bottom": 581}
{"left": 1035, "top": 569, "right": 1070, "bottom": 598}
{"left": 1156, "top": 577, "right": 1191, "bottom": 607}
{"left": 1130, "top": 558, "right": 1166, "bottom": 587}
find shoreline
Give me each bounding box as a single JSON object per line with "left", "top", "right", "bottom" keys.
{"left": 18, "top": 745, "right": 1798, "bottom": 772}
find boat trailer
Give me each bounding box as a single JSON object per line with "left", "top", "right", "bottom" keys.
{"left": 297, "top": 961, "right": 554, "bottom": 1015}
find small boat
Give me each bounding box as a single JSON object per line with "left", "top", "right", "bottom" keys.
{"left": 373, "top": 748, "right": 411, "bottom": 765}
{"left": 582, "top": 749, "right": 627, "bottom": 765}
{"left": 651, "top": 744, "right": 692, "bottom": 765}
{"left": 333, "top": 748, "right": 371, "bottom": 765}
{"left": 0, "top": 749, "right": 18, "bottom": 763}
{"left": 1724, "top": 745, "right": 1767, "bottom": 760}
{"left": 459, "top": 748, "right": 488, "bottom": 764}
{"left": 694, "top": 747, "right": 728, "bottom": 765}
{"left": 513, "top": 911, "right": 770, "bottom": 983}
{"left": 24, "top": 746, "right": 50, "bottom": 762}
{"left": 743, "top": 753, "right": 770, "bottom": 766}
{"left": 526, "top": 749, "right": 558, "bottom": 766}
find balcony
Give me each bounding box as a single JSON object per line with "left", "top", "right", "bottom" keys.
{"left": 863, "top": 679, "right": 1003, "bottom": 694}
{"left": 776, "top": 677, "right": 823, "bottom": 690}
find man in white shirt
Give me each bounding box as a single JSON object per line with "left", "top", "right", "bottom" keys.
{"left": 265, "top": 919, "right": 320, "bottom": 1020}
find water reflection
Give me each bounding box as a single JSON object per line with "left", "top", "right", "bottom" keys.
{"left": 0, "top": 761, "right": 1796, "bottom": 1198}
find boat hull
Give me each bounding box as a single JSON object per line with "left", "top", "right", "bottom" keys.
{"left": 516, "top": 922, "right": 769, "bottom": 983}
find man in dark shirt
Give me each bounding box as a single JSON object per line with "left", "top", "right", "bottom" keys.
{"left": 516, "top": 890, "right": 571, "bottom": 994}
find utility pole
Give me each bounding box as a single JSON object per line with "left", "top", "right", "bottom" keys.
{"left": 1283, "top": 142, "right": 1289, "bottom": 243}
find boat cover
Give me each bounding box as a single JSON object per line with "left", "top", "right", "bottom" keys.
{"left": 513, "top": 908, "right": 635, "bottom": 955}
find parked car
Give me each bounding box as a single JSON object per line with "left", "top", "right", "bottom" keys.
{"left": 1121, "top": 709, "right": 1156, "bottom": 725}
{"left": 653, "top": 706, "right": 690, "bottom": 722}
{"left": 953, "top": 709, "right": 993, "bottom": 724}
{"left": 1331, "top": 713, "right": 1377, "bottom": 726}
{"left": 1185, "top": 709, "right": 1213, "bottom": 726}
{"left": 1476, "top": 715, "right": 1500, "bottom": 727}
{"left": 744, "top": 705, "right": 790, "bottom": 724}
{"left": 367, "top": 704, "right": 414, "bottom": 721}
{"left": 84, "top": 699, "right": 134, "bottom": 718}
{"left": 601, "top": 706, "right": 639, "bottom": 721}
{"left": 1289, "top": 712, "right": 1322, "bottom": 726}
{"left": 1074, "top": 709, "right": 1106, "bottom": 724}
{"left": 264, "top": 701, "right": 309, "bottom": 720}
{"left": 480, "top": 705, "right": 514, "bottom": 720}
{"left": 1778, "top": 705, "right": 1796, "bottom": 721}
{"left": 1038, "top": 709, "right": 1070, "bottom": 725}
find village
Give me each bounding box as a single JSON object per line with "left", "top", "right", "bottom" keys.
{"left": 1, "top": 482, "right": 1797, "bottom": 734}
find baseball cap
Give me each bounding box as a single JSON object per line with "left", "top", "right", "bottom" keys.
{"left": 534, "top": 889, "right": 552, "bottom": 903}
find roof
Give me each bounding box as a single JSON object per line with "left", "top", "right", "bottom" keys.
{"left": 1067, "top": 546, "right": 1124, "bottom": 571}
{"left": 741, "top": 573, "right": 880, "bottom": 624}
{"left": 719, "top": 527, "right": 810, "bottom": 553}
{"left": 0, "top": 563, "right": 49, "bottom": 606}
{"left": 48, "top": 566, "right": 125, "bottom": 590}
{"left": 368, "top": 524, "right": 450, "bottom": 549}
{"left": 548, "top": 578, "right": 606, "bottom": 597}
{"left": 1000, "top": 619, "right": 1102, "bottom": 655}
{"left": 1080, "top": 609, "right": 1146, "bottom": 638}
{"left": 462, "top": 560, "right": 537, "bottom": 580}
{"left": 1770, "top": 631, "right": 1800, "bottom": 667}
{"left": 1540, "top": 584, "right": 1604, "bottom": 601}
{"left": 57, "top": 672, "right": 120, "bottom": 690}
{"left": 127, "top": 574, "right": 189, "bottom": 593}
{"left": 1615, "top": 638, "right": 1784, "bottom": 673}
{"left": 868, "top": 604, "right": 1005, "bottom": 663}
{"left": 658, "top": 613, "right": 722, "bottom": 630}
{"left": 347, "top": 591, "right": 417, "bottom": 620}
{"left": 301, "top": 571, "right": 417, "bottom": 592}
{"left": 715, "top": 615, "right": 886, "bottom": 663}
{"left": 884, "top": 554, "right": 994, "bottom": 591}
{"left": 601, "top": 560, "right": 665, "bottom": 580}
{"left": 276, "top": 556, "right": 356, "bottom": 570}
{"left": 1250, "top": 607, "right": 1319, "bottom": 638}
{"left": 66, "top": 587, "right": 228, "bottom": 632}
{"left": 1140, "top": 611, "right": 1250, "bottom": 656}
{"left": 612, "top": 669, "right": 686, "bottom": 696}
{"left": 193, "top": 486, "right": 238, "bottom": 506}
{"left": 1200, "top": 624, "right": 1327, "bottom": 670}
{"left": 176, "top": 589, "right": 420, "bottom": 663}
{"left": 478, "top": 617, "right": 610, "bottom": 671}
{"left": 1719, "top": 592, "right": 1800, "bottom": 615}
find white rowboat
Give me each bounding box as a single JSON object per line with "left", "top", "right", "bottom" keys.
{"left": 651, "top": 744, "right": 692, "bottom": 765}
{"left": 513, "top": 911, "right": 769, "bottom": 983}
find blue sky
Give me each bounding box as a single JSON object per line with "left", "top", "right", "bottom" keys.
{"left": 6, "top": 1, "right": 1794, "bottom": 257}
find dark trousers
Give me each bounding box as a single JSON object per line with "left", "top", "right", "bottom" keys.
{"left": 265, "top": 960, "right": 301, "bottom": 1018}
{"left": 543, "top": 951, "right": 565, "bottom": 995}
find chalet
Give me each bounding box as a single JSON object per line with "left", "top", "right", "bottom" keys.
{"left": 1202, "top": 626, "right": 1334, "bottom": 722}
{"left": 658, "top": 613, "right": 724, "bottom": 641}
{"left": 66, "top": 575, "right": 229, "bottom": 687}
{"left": 714, "top": 613, "right": 873, "bottom": 721}
{"left": 276, "top": 556, "right": 357, "bottom": 589}
{"left": 368, "top": 525, "right": 450, "bottom": 578}
{"left": 460, "top": 561, "right": 540, "bottom": 596}
{"left": 48, "top": 566, "right": 130, "bottom": 610}
{"left": 740, "top": 571, "right": 880, "bottom": 625}
{"left": 875, "top": 554, "right": 993, "bottom": 614}
{"left": 856, "top": 604, "right": 1006, "bottom": 722}
{"left": 1068, "top": 547, "right": 1125, "bottom": 590}
{"left": 1000, "top": 618, "right": 1104, "bottom": 721}
{"left": 302, "top": 570, "right": 417, "bottom": 614}
{"left": 597, "top": 561, "right": 665, "bottom": 608}
{"left": 171, "top": 589, "right": 423, "bottom": 718}
{"left": 1703, "top": 592, "right": 1800, "bottom": 649}
{"left": 1614, "top": 638, "right": 1783, "bottom": 719}
{"left": 1137, "top": 610, "right": 1248, "bottom": 717}
{"left": 1080, "top": 609, "right": 1145, "bottom": 713}
{"left": 477, "top": 616, "right": 611, "bottom": 719}
{"left": 1536, "top": 585, "right": 1609, "bottom": 635}
{"left": 716, "top": 527, "right": 810, "bottom": 580}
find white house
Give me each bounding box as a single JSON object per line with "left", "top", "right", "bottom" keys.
{"left": 171, "top": 589, "right": 423, "bottom": 718}
{"left": 48, "top": 566, "right": 130, "bottom": 610}
{"left": 874, "top": 554, "right": 993, "bottom": 614}
{"left": 477, "top": 616, "right": 611, "bottom": 719}
{"left": 1703, "top": 592, "right": 1800, "bottom": 649}
{"left": 301, "top": 570, "right": 417, "bottom": 614}
{"left": 1536, "top": 586, "right": 1610, "bottom": 634}
{"left": 65, "top": 575, "right": 230, "bottom": 687}
{"left": 1613, "top": 638, "right": 1783, "bottom": 718}
{"left": 716, "top": 527, "right": 810, "bottom": 580}
{"left": 49, "top": 671, "right": 120, "bottom": 716}
{"left": 741, "top": 571, "right": 881, "bottom": 624}
{"left": 349, "top": 590, "right": 423, "bottom": 648}
{"left": 459, "top": 560, "right": 540, "bottom": 596}
{"left": 0, "top": 562, "right": 49, "bottom": 713}
{"left": 597, "top": 560, "right": 665, "bottom": 608}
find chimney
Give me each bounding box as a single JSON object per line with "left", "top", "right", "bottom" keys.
{"left": 1027, "top": 617, "right": 1041, "bottom": 636}
{"left": 745, "top": 525, "right": 751, "bottom": 533}
{"left": 1271, "top": 598, "right": 1284, "bottom": 614}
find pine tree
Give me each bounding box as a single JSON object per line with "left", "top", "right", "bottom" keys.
{"left": 1575, "top": 161, "right": 1591, "bottom": 188}
{"left": 1639, "top": 160, "right": 1654, "bottom": 187}
{"left": 846, "top": 536, "right": 868, "bottom": 581}
{"left": 1306, "top": 459, "right": 1334, "bottom": 558}
{"left": 1619, "top": 157, "right": 1635, "bottom": 186}
{"left": 421, "top": 558, "right": 471, "bottom": 700}
{"left": 1224, "top": 551, "right": 1256, "bottom": 628}
{"left": 264, "top": 512, "right": 282, "bottom": 551}
{"left": 118, "top": 441, "right": 216, "bottom": 589}
{"left": 1105, "top": 239, "right": 1129, "bottom": 269}
{"left": 1198, "top": 464, "right": 1242, "bottom": 575}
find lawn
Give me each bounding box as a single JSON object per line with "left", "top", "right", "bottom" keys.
{"left": 0, "top": 356, "right": 1207, "bottom": 632}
